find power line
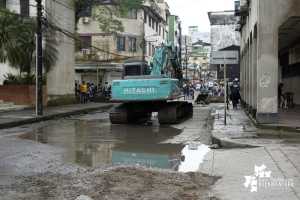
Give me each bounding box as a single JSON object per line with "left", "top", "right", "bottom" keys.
{"left": 45, "top": 20, "right": 139, "bottom": 59}
{"left": 51, "top": 0, "right": 75, "bottom": 12}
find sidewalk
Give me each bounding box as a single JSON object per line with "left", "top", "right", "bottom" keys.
{"left": 200, "top": 104, "right": 300, "bottom": 200}
{"left": 0, "top": 102, "right": 115, "bottom": 129}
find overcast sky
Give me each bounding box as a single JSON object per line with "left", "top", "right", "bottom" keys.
{"left": 164, "top": 0, "right": 236, "bottom": 35}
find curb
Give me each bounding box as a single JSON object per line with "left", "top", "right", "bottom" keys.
{"left": 211, "top": 131, "right": 258, "bottom": 148}
{"left": 211, "top": 108, "right": 259, "bottom": 149}
{"left": 0, "top": 104, "right": 114, "bottom": 130}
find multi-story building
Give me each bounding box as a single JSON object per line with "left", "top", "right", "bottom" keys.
{"left": 208, "top": 10, "right": 241, "bottom": 83}
{"left": 75, "top": 0, "right": 170, "bottom": 86}
{"left": 188, "top": 26, "right": 199, "bottom": 36}
{"left": 168, "top": 15, "right": 182, "bottom": 68}
{"left": 181, "top": 35, "right": 193, "bottom": 81}
{"left": 0, "top": 0, "right": 75, "bottom": 103}
{"left": 235, "top": 0, "right": 300, "bottom": 123}
{"left": 188, "top": 26, "right": 211, "bottom": 44}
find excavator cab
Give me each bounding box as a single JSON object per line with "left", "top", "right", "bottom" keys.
{"left": 123, "top": 61, "right": 151, "bottom": 77}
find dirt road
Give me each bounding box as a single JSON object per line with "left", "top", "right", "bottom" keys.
{"left": 0, "top": 104, "right": 219, "bottom": 199}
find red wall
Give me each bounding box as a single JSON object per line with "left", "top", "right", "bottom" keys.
{"left": 0, "top": 85, "right": 47, "bottom": 107}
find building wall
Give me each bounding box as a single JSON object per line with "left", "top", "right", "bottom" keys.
{"left": 209, "top": 12, "right": 240, "bottom": 51}
{"left": 45, "top": 0, "right": 75, "bottom": 103}
{"left": 239, "top": 0, "right": 300, "bottom": 123}
{"left": 0, "top": 0, "right": 42, "bottom": 84}
{"left": 191, "top": 32, "right": 211, "bottom": 44}
{"left": 75, "top": 1, "right": 170, "bottom": 87}
{"left": 211, "top": 24, "right": 240, "bottom": 51}
{"left": 0, "top": 0, "right": 75, "bottom": 105}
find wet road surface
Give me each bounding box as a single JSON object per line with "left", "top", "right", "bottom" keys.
{"left": 18, "top": 111, "right": 210, "bottom": 172}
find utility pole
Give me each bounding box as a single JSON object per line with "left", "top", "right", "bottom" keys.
{"left": 142, "top": 18, "right": 145, "bottom": 63}
{"left": 36, "top": 0, "right": 43, "bottom": 115}
{"left": 185, "top": 36, "right": 187, "bottom": 84}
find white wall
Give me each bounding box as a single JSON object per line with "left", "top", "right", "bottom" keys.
{"left": 45, "top": 0, "right": 75, "bottom": 101}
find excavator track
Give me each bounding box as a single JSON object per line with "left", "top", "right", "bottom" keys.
{"left": 109, "top": 103, "right": 150, "bottom": 124}
{"left": 157, "top": 102, "right": 193, "bottom": 124}
{"left": 109, "top": 103, "right": 130, "bottom": 124}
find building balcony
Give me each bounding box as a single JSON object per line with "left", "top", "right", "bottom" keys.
{"left": 150, "top": 0, "right": 162, "bottom": 13}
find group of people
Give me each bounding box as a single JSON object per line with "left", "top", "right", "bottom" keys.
{"left": 182, "top": 85, "right": 196, "bottom": 100}
{"left": 75, "top": 81, "right": 111, "bottom": 103}
{"left": 181, "top": 78, "right": 242, "bottom": 110}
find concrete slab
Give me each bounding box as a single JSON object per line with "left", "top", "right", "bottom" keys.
{"left": 199, "top": 148, "right": 299, "bottom": 200}
{"left": 281, "top": 149, "right": 300, "bottom": 173}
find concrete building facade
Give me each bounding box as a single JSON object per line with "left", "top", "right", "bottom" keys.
{"left": 236, "top": 0, "right": 300, "bottom": 124}
{"left": 181, "top": 35, "right": 193, "bottom": 81}
{"left": 0, "top": 0, "right": 75, "bottom": 104}
{"left": 188, "top": 26, "right": 211, "bottom": 44}
{"left": 208, "top": 11, "right": 240, "bottom": 51}
{"left": 169, "top": 15, "right": 182, "bottom": 67}
{"left": 75, "top": 0, "right": 170, "bottom": 86}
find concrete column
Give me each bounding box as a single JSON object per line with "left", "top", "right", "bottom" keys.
{"left": 252, "top": 27, "right": 258, "bottom": 118}
{"left": 256, "top": 1, "right": 279, "bottom": 124}
{"left": 246, "top": 41, "right": 250, "bottom": 111}
{"left": 248, "top": 36, "right": 253, "bottom": 114}
{"left": 243, "top": 50, "right": 247, "bottom": 108}
{"left": 240, "top": 53, "right": 245, "bottom": 103}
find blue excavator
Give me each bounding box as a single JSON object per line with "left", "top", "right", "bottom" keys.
{"left": 109, "top": 42, "right": 193, "bottom": 124}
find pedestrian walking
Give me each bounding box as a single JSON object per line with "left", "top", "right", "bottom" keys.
{"left": 86, "top": 83, "right": 91, "bottom": 102}
{"left": 278, "top": 83, "right": 284, "bottom": 107}
{"left": 220, "top": 83, "right": 225, "bottom": 97}
{"left": 201, "top": 85, "right": 207, "bottom": 94}
{"left": 80, "top": 81, "right": 87, "bottom": 103}
{"left": 213, "top": 83, "right": 219, "bottom": 96}
{"left": 189, "top": 87, "right": 194, "bottom": 100}
{"left": 230, "top": 78, "right": 242, "bottom": 109}
{"left": 104, "top": 82, "right": 109, "bottom": 98}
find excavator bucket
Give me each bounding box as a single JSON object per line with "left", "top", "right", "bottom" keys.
{"left": 194, "top": 93, "right": 211, "bottom": 105}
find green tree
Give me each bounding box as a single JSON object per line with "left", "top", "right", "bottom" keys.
{"left": 0, "top": 10, "right": 30, "bottom": 67}
{"left": 75, "top": 0, "right": 146, "bottom": 34}
{"left": 0, "top": 9, "right": 59, "bottom": 77}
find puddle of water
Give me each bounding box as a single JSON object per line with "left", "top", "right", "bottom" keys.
{"left": 19, "top": 118, "right": 209, "bottom": 172}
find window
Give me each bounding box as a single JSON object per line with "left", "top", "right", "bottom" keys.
{"left": 152, "top": 20, "right": 155, "bottom": 29}
{"left": 0, "top": 0, "right": 6, "bottom": 9}
{"left": 127, "top": 10, "right": 137, "bottom": 19}
{"left": 20, "top": 0, "right": 29, "bottom": 16}
{"left": 128, "top": 38, "right": 136, "bottom": 52}
{"left": 156, "top": 22, "right": 158, "bottom": 32}
{"left": 152, "top": 45, "right": 155, "bottom": 55}
{"left": 281, "top": 52, "right": 291, "bottom": 79}
{"left": 83, "top": 6, "right": 92, "bottom": 17}
{"left": 149, "top": 16, "right": 151, "bottom": 27}
{"left": 165, "top": 31, "right": 168, "bottom": 41}
{"left": 292, "top": 62, "right": 300, "bottom": 77}
{"left": 119, "top": 9, "right": 137, "bottom": 19}
{"left": 125, "top": 65, "right": 141, "bottom": 76}
{"left": 78, "top": 36, "right": 91, "bottom": 51}
{"left": 163, "top": 30, "right": 165, "bottom": 40}
{"left": 144, "top": 11, "right": 147, "bottom": 23}
{"left": 117, "top": 37, "right": 125, "bottom": 51}
{"left": 159, "top": 26, "right": 161, "bottom": 36}
{"left": 149, "top": 44, "right": 151, "bottom": 56}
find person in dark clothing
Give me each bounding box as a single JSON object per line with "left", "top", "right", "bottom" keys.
{"left": 183, "top": 85, "right": 188, "bottom": 100}
{"left": 278, "top": 83, "right": 284, "bottom": 107}
{"left": 230, "top": 78, "right": 242, "bottom": 109}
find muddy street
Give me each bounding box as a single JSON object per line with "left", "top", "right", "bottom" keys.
{"left": 0, "top": 103, "right": 219, "bottom": 199}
